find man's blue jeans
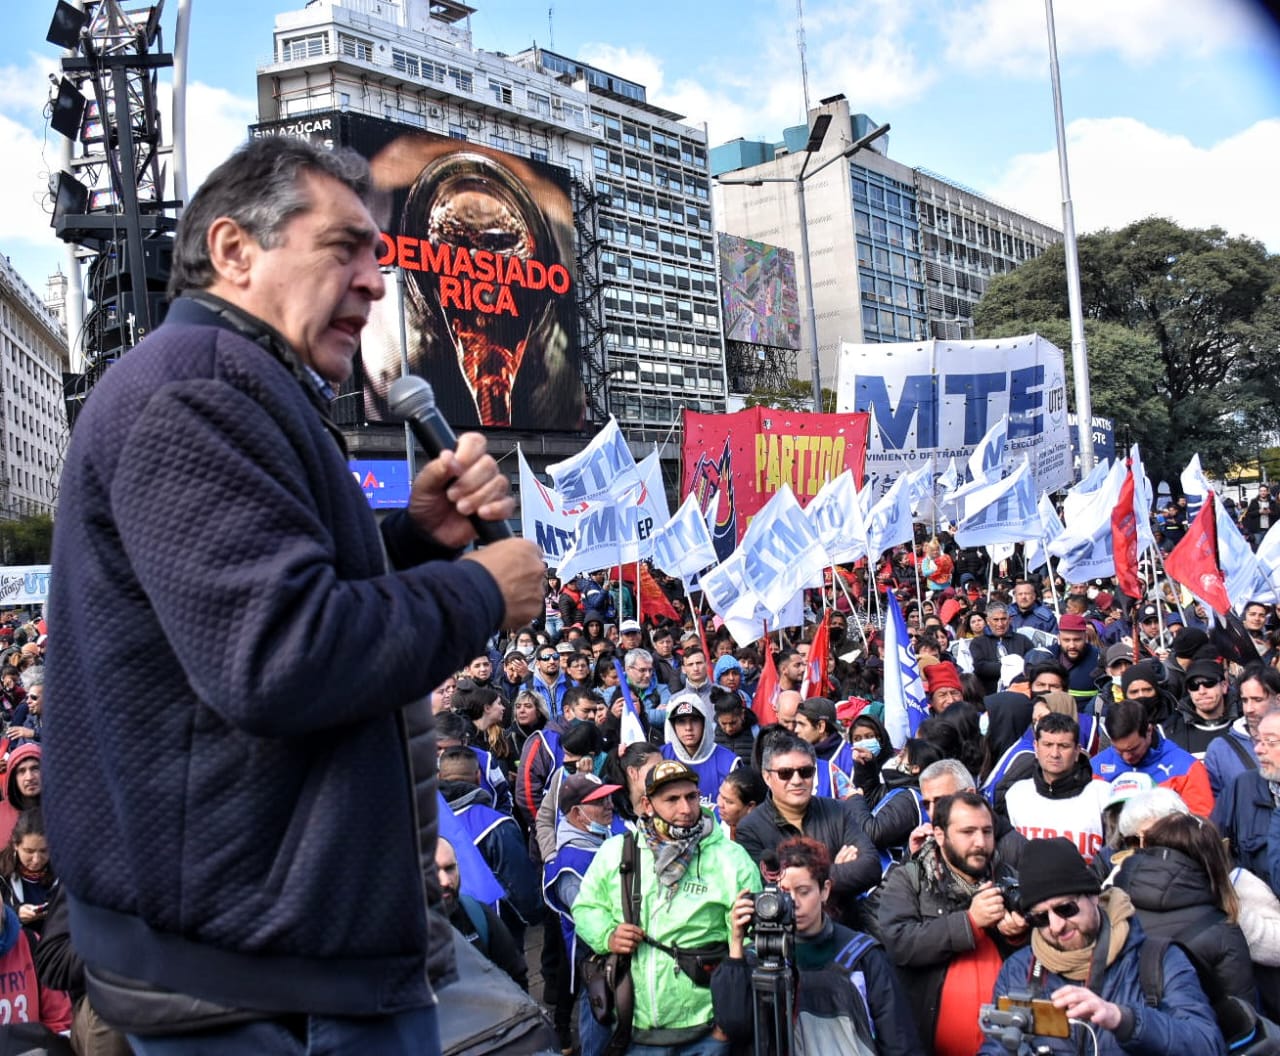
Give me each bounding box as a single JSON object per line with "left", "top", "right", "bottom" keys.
{"left": 128, "top": 1004, "right": 439, "bottom": 1056}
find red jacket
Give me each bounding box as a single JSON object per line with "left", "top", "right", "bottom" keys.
{"left": 0, "top": 903, "right": 72, "bottom": 1032}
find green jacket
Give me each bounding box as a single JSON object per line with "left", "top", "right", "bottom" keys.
{"left": 572, "top": 819, "right": 761, "bottom": 1036}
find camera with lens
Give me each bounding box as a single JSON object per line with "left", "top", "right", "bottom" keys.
{"left": 993, "top": 875, "right": 1021, "bottom": 914}
{"left": 748, "top": 885, "right": 795, "bottom": 964}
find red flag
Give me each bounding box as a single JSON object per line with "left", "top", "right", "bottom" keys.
{"left": 801, "top": 611, "right": 832, "bottom": 698}
{"left": 608, "top": 564, "right": 680, "bottom": 624}
{"left": 752, "top": 623, "right": 780, "bottom": 726}
{"left": 1111, "top": 462, "right": 1141, "bottom": 599}
{"left": 1164, "top": 493, "right": 1231, "bottom": 615}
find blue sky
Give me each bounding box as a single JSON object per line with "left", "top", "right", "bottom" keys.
{"left": 1, "top": 0, "right": 1277, "bottom": 293}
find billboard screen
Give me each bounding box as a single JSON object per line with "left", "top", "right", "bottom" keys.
{"left": 717, "top": 233, "right": 800, "bottom": 350}
{"left": 250, "top": 111, "right": 584, "bottom": 431}
{"left": 349, "top": 458, "right": 411, "bottom": 509}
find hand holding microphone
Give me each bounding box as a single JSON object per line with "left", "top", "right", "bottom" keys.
{"left": 389, "top": 376, "right": 544, "bottom": 628}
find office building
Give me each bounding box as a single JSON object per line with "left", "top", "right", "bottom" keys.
{"left": 0, "top": 255, "right": 71, "bottom": 517}
{"left": 711, "top": 95, "right": 1061, "bottom": 391}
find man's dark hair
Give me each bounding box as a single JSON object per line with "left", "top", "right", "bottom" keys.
{"left": 438, "top": 745, "right": 480, "bottom": 781}
{"left": 932, "top": 790, "right": 992, "bottom": 832}
{"left": 1244, "top": 601, "right": 1269, "bottom": 618}
{"left": 168, "top": 136, "right": 376, "bottom": 298}
{"left": 681, "top": 647, "right": 706, "bottom": 664}
{"left": 1026, "top": 661, "right": 1068, "bottom": 688}
{"left": 1103, "top": 698, "right": 1151, "bottom": 741}
{"left": 761, "top": 732, "right": 816, "bottom": 770}
{"left": 651, "top": 627, "right": 673, "bottom": 644}
{"left": 735, "top": 645, "right": 760, "bottom": 665}
{"left": 562, "top": 685, "right": 602, "bottom": 714}
{"left": 1240, "top": 663, "right": 1280, "bottom": 696}
{"left": 435, "top": 710, "right": 472, "bottom": 745}
{"left": 776, "top": 836, "right": 832, "bottom": 888}
{"left": 566, "top": 651, "right": 591, "bottom": 668}
{"left": 776, "top": 648, "right": 801, "bottom": 666}
{"left": 1034, "top": 711, "right": 1080, "bottom": 743}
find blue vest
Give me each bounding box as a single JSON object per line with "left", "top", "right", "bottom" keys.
{"left": 660, "top": 743, "right": 739, "bottom": 805}
{"left": 983, "top": 715, "right": 1097, "bottom": 799}
{"left": 872, "top": 786, "right": 926, "bottom": 874}
{"left": 542, "top": 842, "right": 601, "bottom": 983}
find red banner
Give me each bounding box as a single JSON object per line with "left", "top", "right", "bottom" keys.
{"left": 682, "top": 407, "right": 870, "bottom": 557}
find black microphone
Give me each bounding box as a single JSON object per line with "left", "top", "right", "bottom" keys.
{"left": 387, "top": 375, "right": 513, "bottom": 545}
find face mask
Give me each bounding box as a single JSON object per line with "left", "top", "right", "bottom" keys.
{"left": 517, "top": 644, "right": 534, "bottom": 658}
{"left": 852, "top": 738, "right": 881, "bottom": 758}
{"left": 586, "top": 820, "right": 611, "bottom": 838}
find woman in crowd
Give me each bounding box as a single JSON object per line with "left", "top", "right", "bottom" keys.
{"left": 505, "top": 689, "right": 548, "bottom": 762}
{"left": 716, "top": 765, "right": 767, "bottom": 842}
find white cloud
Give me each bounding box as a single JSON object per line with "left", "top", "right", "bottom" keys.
{"left": 984, "top": 117, "right": 1280, "bottom": 249}
{"left": 943, "top": 0, "right": 1265, "bottom": 76}
{"left": 0, "top": 73, "right": 255, "bottom": 290}
{"left": 578, "top": 4, "right": 940, "bottom": 148}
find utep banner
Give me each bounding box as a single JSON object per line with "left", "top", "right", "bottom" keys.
{"left": 835, "top": 334, "right": 1072, "bottom": 499}
{"left": 0, "top": 566, "right": 51, "bottom": 606}
{"left": 682, "top": 407, "right": 870, "bottom": 548}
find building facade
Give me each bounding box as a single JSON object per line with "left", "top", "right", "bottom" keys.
{"left": 711, "top": 95, "right": 1061, "bottom": 391}
{"left": 256, "top": 0, "right": 725, "bottom": 445}
{"left": 0, "top": 256, "right": 70, "bottom": 518}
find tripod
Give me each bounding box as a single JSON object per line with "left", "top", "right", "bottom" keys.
{"left": 750, "top": 938, "right": 796, "bottom": 1056}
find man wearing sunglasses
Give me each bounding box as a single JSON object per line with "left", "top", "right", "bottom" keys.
{"left": 734, "top": 733, "right": 879, "bottom": 925}
{"left": 981, "top": 837, "right": 1223, "bottom": 1055}
{"left": 1163, "top": 659, "right": 1236, "bottom": 759}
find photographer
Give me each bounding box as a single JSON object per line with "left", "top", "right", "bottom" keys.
{"left": 980, "top": 837, "right": 1224, "bottom": 1055}
{"left": 713, "top": 836, "right": 918, "bottom": 1055}
{"left": 878, "top": 791, "right": 1028, "bottom": 1056}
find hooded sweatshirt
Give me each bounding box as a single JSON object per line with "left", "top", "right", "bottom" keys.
{"left": 0, "top": 743, "right": 40, "bottom": 848}
{"left": 660, "top": 690, "right": 740, "bottom": 805}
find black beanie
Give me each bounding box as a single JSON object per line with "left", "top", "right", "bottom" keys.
{"left": 1120, "top": 659, "right": 1164, "bottom": 695}
{"left": 1018, "top": 837, "right": 1101, "bottom": 913}
{"left": 1171, "top": 627, "right": 1210, "bottom": 660}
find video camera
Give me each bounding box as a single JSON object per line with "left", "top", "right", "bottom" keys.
{"left": 747, "top": 885, "right": 795, "bottom": 964}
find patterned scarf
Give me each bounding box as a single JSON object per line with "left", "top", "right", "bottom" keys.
{"left": 638, "top": 811, "right": 714, "bottom": 902}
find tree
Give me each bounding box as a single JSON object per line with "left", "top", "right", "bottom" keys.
{"left": 743, "top": 380, "right": 838, "bottom": 413}
{"left": 973, "top": 217, "right": 1280, "bottom": 487}
{"left": 0, "top": 514, "right": 54, "bottom": 565}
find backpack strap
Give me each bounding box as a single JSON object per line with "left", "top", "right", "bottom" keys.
{"left": 460, "top": 894, "right": 491, "bottom": 951}
{"left": 1224, "top": 734, "right": 1258, "bottom": 771}
{"left": 1138, "top": 935, "right": 1169, "bottom": 1008}
{"left": 834, "top": 932, "right": 878, "bottom": 971}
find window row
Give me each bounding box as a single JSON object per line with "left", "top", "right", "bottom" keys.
{"left": 855, "top": 239, "right": 923, "bottom": 282}
{"left": 601, "top": 252, "right": 717, "bottom": 296}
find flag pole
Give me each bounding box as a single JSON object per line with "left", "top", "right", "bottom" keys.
{"left": 635, "top": 557, "right": 642, "bottom": 625}
{"left": 1042, "top": 536, "right": 1062, "bottom": 613}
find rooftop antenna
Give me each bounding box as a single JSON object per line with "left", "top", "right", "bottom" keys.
{"left": 548, "top": 5, "right": 554, "bottom": 50}
{"left": 796, "top": 0, "right": 812, "bottom": 117}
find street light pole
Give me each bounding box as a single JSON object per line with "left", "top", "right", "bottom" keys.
{"left": 716, "top": 121, "right": 889, "bottom": 412}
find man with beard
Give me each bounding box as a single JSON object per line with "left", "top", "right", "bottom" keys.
{"left": 979, "top": 838, "right": 1223, "bottom": 1055}
{"left": 1001, "top": 714, "right": 1109, "bottom": 863}
{"left": 434, "top": 837, "right": 528, "bottom": 989}
{"left": 1050, "top": 613, "right": 1102, "bottom": 714}
{"left": 878, "top": 792, "right": 1027, "bottom": 1056}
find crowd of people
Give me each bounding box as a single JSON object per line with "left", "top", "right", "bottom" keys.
{"left": 390, "top": 513, "right": 1280, "bottom": 1056}
{"left": 21, "top": 130, "right": 1280, "bottom": 1055}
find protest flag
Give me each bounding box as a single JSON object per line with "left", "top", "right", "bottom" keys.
{"left": 881, "top": 589, "right": 929, "bottom": 749}
{"left": 611, "top": 658, "right": 649, "bottom": 746}
{"left": 1112, "top": 459, "right": 1141, "bottom": 599}
{"left": 752, "top": 627, "right": 780, "bottom": 726}
{"left": 1164, "top": 493, "right": 1231, "bottom": 615}
{"left": 800, "top": 611, "right": 832, "bottom": 698}
{"left": 609, "top": 563, "right": 680, "bottom": 624}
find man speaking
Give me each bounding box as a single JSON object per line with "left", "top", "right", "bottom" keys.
{"left": 44, "top": 136, "right": 544, "bottom": 1053}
